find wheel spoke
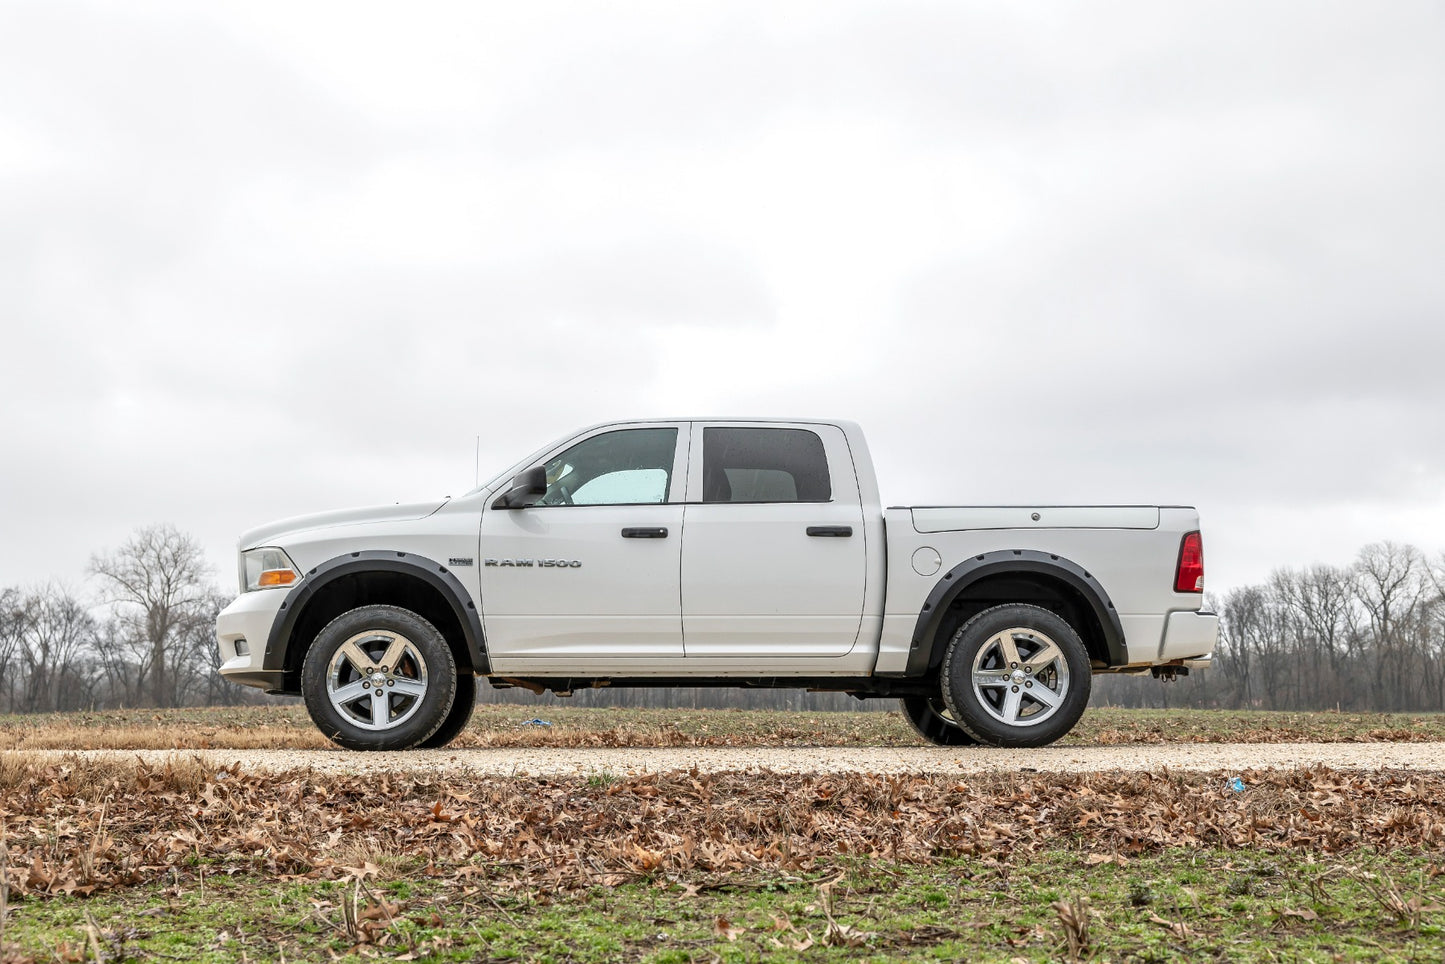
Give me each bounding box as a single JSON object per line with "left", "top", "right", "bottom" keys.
{"left": 1000, "top": 687, "right": 1023, "bottom": 723}
{"left": 391, "top": 678, "right": 426, "bottom": 699}
{"left": 992, "top": 630, "right": 1022, "bottom": 667}
{"left": 338, "top": 640, "right": 373, "bottom": 674}
{"left": 1029, "top": 683, "right": 1063, "bottom": 708}
{"left": 1027, "top": 640, "right": 1062, "bottom": 669}
{"left": 330, "top": 680, "right": 369, "bottom": 706}
{"left": 973, "top": 668, "right": 1011, "bottom": 687}
{"left": 379, "top": 634, "right": 410, "bottom": 672}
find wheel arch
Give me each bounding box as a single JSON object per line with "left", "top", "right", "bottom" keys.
{"left": 261, "top": 551, "right": 488, "bottom": 693}
{"left": 905, "top": 550, "right": 1127, "bottom": 677}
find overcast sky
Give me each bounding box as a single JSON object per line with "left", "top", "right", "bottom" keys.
{"left": 2, "top": 0, "right": 1442, "bottom": 600}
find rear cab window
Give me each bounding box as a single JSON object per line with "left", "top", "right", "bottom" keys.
{"left": 701, "top": 427, "right": 832, "bottom": 503}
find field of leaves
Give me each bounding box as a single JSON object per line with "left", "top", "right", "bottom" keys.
{"left": 3, "top": 704, "right": 1445, "bottom": 751}
{"left": 4, "top": 708, "right": 1445, "bottom": 960}
{"left": 2, "top": 746, "right": 1445, "bottom": 962}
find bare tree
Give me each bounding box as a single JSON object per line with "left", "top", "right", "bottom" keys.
{"left": 1353, "top": 542, "right": 1432, "bottom": 710}
{"left": 13, "top": 585, "right": 96, "bottom": 713}
{"left": 1426, "top": 554, "right": 1445, "bottom": 710}
{"left": 1272, "top": 564, "right": 1361, "bottom": 709}
{"left": 91, "top": 614, "right": 146, "bottom": 708}
{"left": 0, "top": 588, "right": 29, "bottom": 713}
{"left": 88, "top": 525, "right": 216, "bottom": 708}
{"left": 177, "top": 591, "right": 239, "bottom": 706}
{"left": 1215, "top": 585, "right": 1278, "bottom": 708}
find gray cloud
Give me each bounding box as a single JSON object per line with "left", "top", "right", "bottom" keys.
{"left": 1, "top": 0, "right": 1442, "bottom": 597}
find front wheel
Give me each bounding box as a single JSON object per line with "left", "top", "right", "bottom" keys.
{"left": 939, "top": 603, "right": 1091, "bottom": 748}
{"left": 301, "top": 605, "right": 457, "bottom": 751}
{"left": 899, "top": 696, "right": 979, "bottom": 746}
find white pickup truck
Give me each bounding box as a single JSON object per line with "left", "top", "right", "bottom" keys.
{"left": 217, "top": 419, "right": 1217, "bottom": 751}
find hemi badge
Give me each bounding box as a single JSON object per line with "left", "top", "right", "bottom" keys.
{"left": 448, "top": 557, "right": 475, "bottom": 567}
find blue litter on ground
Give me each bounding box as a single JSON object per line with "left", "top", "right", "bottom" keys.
{"left": 1227, "top": 777, "right": 1245, "bottom": 793}
{"left": 520, "top": 718, "right": 552, "bottom": 727}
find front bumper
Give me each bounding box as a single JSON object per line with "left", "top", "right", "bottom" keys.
{"left": 216, "top": 590, "right": 288, "bottom": 692}
{"left": 1159, "top": 610, "right": 1220, "bottom": 661}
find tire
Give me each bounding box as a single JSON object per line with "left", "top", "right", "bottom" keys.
{"left": 899, "top": 695, "right": 980, "bottom": 746}
{"left": 939, "top": 603, "right": 1091, "bottom": 748}
{"left": 417, "top": 672, "right": 477, "bottom": 749}
{"left": 301, "top": 605, "right": 457, "bottom": 751}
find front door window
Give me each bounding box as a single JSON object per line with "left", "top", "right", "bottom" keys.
{"left": 539, "top": 428, "right": 678, "bottom": 506}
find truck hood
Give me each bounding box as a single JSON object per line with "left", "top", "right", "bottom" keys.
{"left": 239, "top": 499, "right": 449, "bottom": 550}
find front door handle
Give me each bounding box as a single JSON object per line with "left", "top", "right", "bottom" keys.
{"left": 621, "top": 527, "right": 669, "bottom": 539}
{"left": 806, "top": 526, "right": 853, "bottom": 537}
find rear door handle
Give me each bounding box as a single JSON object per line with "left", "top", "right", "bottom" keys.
{"left": 806, "top": 526, "right": 853, "bottom": 537}
{"left": 621, "top": 527, "right": 669, "bottom": 539}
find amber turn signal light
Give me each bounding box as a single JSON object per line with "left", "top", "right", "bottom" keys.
{"left": 257, "top": 569, "right": 298, "bottom": 588}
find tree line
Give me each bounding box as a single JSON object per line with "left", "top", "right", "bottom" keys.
{"left": 1095, "top": 541, "right": 1445, "bottom": 712}
{"left": 0, "top": 524, "right": 252, "bottom": 713}
{"left": 4, "top": 527, "right": 1442, "bottom": 715}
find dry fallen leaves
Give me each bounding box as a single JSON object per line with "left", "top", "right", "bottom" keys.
{"left": 1, "top": 758, "right": 1443, "bottom": 904}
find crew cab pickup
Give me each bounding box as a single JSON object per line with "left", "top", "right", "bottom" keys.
{"left": 217, "top": 419, "right": 1218, "bottom": 750}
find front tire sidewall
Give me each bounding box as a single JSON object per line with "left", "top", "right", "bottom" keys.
{"left": 940, "top": 604, "right": 1091, "bottom": 748}
{"left": 302, "top": 605, "right": 457, "bottom": 751}
{"left": 417, "top": 672, "right": 477, "bottom": 749}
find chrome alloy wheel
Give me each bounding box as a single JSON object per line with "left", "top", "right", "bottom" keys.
{"left": 969, "top": 626, "right": 1070, "bottom": 728}
{"left": 325, "top": 630, "right": 430, "bottom": 731}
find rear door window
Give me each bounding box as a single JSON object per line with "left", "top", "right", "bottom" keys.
{"left": 701, "top": 428, "right": 831, "bottom": 503}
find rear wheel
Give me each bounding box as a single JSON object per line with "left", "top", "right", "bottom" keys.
{"left": 899, "top": 695, "right": 980, "bottom": 746}
{"left": 939, "top": 603, "right": 1091, "bottom": 748}
{"left": 301, "top": 605, "right": 457, "bottom": 751}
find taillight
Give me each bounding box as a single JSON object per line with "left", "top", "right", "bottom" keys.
{"left": 1174, "top": 531, "right": 1204, "bottom": 593}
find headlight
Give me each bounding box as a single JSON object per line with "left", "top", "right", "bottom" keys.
{"left": 242, "top": 547, "right": 300, "bottom": 592}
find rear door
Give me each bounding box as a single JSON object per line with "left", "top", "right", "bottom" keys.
{"left": 478, "top": 422, "right": 689, "bottom": 659}
{"left": 680, "top": 422, "right": 865, "bottom": 657}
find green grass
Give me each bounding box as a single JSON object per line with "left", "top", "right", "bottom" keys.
{"left": 3, "top": 704, "right": 1444, "bottom": 751}
{"left": 6, "top": 851, "right": 1442, "bottom": 962}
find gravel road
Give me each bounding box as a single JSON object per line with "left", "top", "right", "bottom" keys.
{"left": 34, "top": 742, "right": 1445, "bottom": 777}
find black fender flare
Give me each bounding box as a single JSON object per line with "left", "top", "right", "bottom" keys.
{"left": 904, "top": 549, "right": 1128, "bottom": 676}
{"left": 261, "top": 550, "right": 489, "bottom": 676}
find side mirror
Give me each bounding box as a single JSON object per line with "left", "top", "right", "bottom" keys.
{"left": 491, "top": 465, "right": 548, "bottom": 509}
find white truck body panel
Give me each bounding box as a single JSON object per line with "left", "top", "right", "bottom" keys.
{"left": 478, "top": 501, "right": 686, "bottom": 658}
{"left": 911, "top": 505, "right": 1161, "bottom": 532}
{"left": 678, "top": 421, "right": 866, "bottom": 659}
{"left": 873, "top": 505, "right": 1209, "bottom": 674}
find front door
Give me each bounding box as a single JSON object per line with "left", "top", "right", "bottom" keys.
{"left": 478, "top": 423, "right": 689, "bottom": 659}
{"left": 680, "top": 423, "right": 866, "bottom": 657}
